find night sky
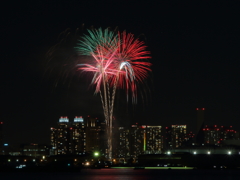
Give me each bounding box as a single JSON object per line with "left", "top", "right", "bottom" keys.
{"left": 1, "top": 1, "right": 240, "bottom": 147}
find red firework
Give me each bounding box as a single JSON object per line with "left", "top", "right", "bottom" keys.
{"left": 78, "top": 30, "right": 151, "bottom": 98}
{"left": 110, "top": 31, "right": 151, "bottom": 99}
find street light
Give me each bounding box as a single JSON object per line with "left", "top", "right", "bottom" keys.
{"left": 94, "top": 152, "right": 99, "bottom": 157}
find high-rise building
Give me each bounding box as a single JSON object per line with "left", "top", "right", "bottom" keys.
{"left": 203, "top": 125, "right": 237, "bottom": 146}
{"left": 72, "top": 116, "right": 85, "bottom": 153}
{"left": 145, "top": 125, "right": 162, "bottom": 154}
{"left": 50, "top": 127, "right": 57, "bottom": 155}
{"left": 85, "top": 116, "right": 103, "bottom": 153}
{"left": 50, "top": 116, "right": 85, "bottom": 155}
{"left": 50, "top": 116, "right": 105, "bottom": 156}
{"left": 51, "top": 117, "right": 70, "bottom": 155}
{"left": 116, "top": 124, "right": 163, "bottom": 159}
{"left": 165, "top": 125, "right": 187, "bottom": 149}
{"left": 117, "top": 127, "right": 130, "bottom": 158}
{"left": 129, "top": 124, "right": 144, "bottom": 158}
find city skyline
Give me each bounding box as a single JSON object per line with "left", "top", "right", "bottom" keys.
{"left": 1, "top": 116, "right": 239, "bottom": 158}
{"left": 1, "top": 112, "right": 239, "bottom": 150}
{"left": 1, "top": 1, "right": 240, "bottom": 146}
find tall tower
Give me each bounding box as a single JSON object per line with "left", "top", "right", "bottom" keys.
{"left": 56, "top": 116, "right": 71, "bottom": 154}
{"left": 196, "top": 108, "right": 205, "bottom": 145}
{"left": 72, "top": 116, "right": 85, "bottom": 154}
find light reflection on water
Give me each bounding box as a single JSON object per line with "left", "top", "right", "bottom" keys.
{"left": 1, "top": 168, "right": 240, "bottom": 180}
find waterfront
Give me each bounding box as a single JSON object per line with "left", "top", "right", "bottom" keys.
{"left": 1, "top": 168, "right": 240, "bottom": 180}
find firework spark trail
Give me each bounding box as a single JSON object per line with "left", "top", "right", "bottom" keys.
{"left": 78, "top": 43, "right": 118, "bottom": 159}
{"left": 107, "top": 32, "right": 151, "bottom": 159}
{"left": 109, "top": 31, "right": 151, "bottom": 103}
{"left": 76, "top": 28, "right": 118, "bottom": 56}
{"left": 76, "top": 28, "right": 151, "bottom": 160}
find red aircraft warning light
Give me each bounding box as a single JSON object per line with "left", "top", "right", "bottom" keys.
{"left": 196, "top": 108, "right": 205, "bottom": 110}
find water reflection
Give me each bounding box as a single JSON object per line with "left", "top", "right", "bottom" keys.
{"left": 1, "top": 168, "right": 240, "bottom": 180}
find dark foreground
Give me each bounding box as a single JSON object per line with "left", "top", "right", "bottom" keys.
{"left": 1, "top": 168, "right": 240, "bottom": 180}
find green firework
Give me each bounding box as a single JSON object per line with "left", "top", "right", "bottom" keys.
{"left": 76, "top": 27, "right": 118, "bottom": 56}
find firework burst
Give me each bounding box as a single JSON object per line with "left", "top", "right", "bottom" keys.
{"left": 76, "top": 28, "right": 151, "bottom": 160}
{"left": 111, "top": 31, "right": 151, "bottom": 101}
{"left": 76, "top": 27, "right": 118, "bottom": 56}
